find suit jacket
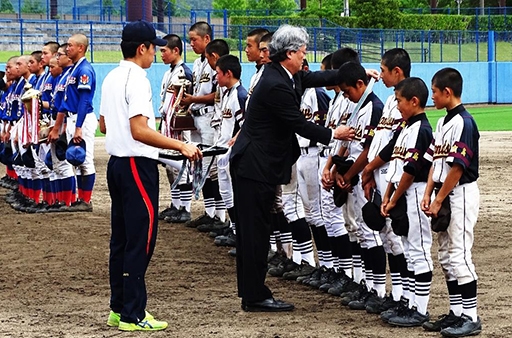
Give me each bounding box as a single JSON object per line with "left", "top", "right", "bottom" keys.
{"left": 231, "top": 62, "right": 339, "bottom": 185}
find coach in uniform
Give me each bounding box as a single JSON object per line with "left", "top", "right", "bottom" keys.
{"left": 230, "top": 25, "right": 356, "bottom": 312}
{"left": 100, "top": 20, "right": 201, "bottom": 331}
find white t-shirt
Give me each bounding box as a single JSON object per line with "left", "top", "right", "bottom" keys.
{"left": 100, "top": 60, "right": 159, "bottom": 159}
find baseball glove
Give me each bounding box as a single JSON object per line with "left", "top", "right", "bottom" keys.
{"left": 431, "top": 191, "right": 451, "bottom": 232}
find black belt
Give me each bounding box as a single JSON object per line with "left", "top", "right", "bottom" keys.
{"left": 434, "top": 182, "right": 443, "bottom": 189}
{"left": 191, "top": 107, "right": 211, "bottom": 116}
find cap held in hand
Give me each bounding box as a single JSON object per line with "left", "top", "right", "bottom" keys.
{"left": 66, "top": 140, "right": 86, "bottom": 166}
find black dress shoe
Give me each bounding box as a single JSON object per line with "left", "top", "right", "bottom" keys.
{"left": 242, "top": 298, "right": 294, "bottom": 312}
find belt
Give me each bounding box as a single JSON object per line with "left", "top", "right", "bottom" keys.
{"left": 190, "top": 107, "right": 211, "bottom": 116}
{"left": 319, "top": 146, "right": 332, "bottom": 158}
{"left": 300, "top": 146, "right": 319, "bottom": 156}
{"left": 66, "top": 111, "right": 76, "bottom": 117}
{"left": 434, "top": 182, "right": 443, "bottom": 189}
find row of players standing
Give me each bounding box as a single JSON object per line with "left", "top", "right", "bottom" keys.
{"left": 0, "top": 35, "right": 97, "bottom": 213}
{"left": 155, "top": 22, "right": 481, "bottom": 337}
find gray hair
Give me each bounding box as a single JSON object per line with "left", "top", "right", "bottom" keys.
{"left": 269, "top": 25, "right": 309, "bottom": 62}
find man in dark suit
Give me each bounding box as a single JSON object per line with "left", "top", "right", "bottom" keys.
{"left": 230, "top": 24, "right": 357, "bottom": 312}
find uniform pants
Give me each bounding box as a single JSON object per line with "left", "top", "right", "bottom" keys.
{"left": 232, "top": 169, "right": 275, "bottom": 303}
{"left": 375, "top": 164, "right": 403, "bottom": 256}
{"left": 66, "top": 113, "right": 97, "bottom": 175}
{"left": 108, "top": 156, "right": 159, "bottom": 324}
{"left": 402, "top": 182, "right": 433, "bottom": 275}
{"left": 438, "top": 181, "right": 479, "bottom": 284}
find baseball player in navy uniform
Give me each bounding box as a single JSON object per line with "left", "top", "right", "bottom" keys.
{"left": 380, "top": 77, "right": 434, "bottom": 327}
{"left": 421, "top": 68, "right": 482, "bottom": 337}
{"left": 61, "top": 33, "right": 97, "bottom": 211}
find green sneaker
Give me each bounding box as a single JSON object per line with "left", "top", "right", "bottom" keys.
{"left": 118, "top": 317, "right": 168, "bottom": 331}
{"left": 106, "top": 310, "right": 154, "bottom": 327}
{"left": 107, "top": 311, "right": 120, "bottom": 327}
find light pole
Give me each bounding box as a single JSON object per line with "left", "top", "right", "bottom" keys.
{"left": 455, "top": 0, "right": 462, "bottom": 15}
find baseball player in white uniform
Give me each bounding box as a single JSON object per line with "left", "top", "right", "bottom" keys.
{"left": 422, "top": 68, "right": 482, "bottom": 337}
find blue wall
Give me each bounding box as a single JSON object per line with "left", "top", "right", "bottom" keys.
{"left": 91, "top": 61, "right": 512, "bottom": 117}
{"left": 2, "top": 61, "right": 510, "bottom": 117}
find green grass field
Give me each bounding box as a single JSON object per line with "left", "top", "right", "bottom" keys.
{"left": 95, "top": 104, "right": 512, "bottom": 137}
{"left": 426, "top": 105, "right": 512, "bottom": 131}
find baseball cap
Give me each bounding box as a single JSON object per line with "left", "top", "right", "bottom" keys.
{"left": 66, "top": 140, "right": 86, "bottom": 166}
{"left": 122, "top": 20, "right": 167, "bottom": 46}
{"left": 45, "top": 150, "right": 53, "bottom": 170}
{"left": 55, "top": 133, "right": 68, "bottom": 161}
{"left": 21, "top": 148, "right": 36, "bottom": 168}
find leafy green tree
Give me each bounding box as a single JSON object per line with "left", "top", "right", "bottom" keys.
{"left": 351, "top": 0, "right": 400, "bottom": 28}
{"left": 21, "top": 0, "right": 45, "bottom": 14}
{"left": 246, "top": 0, "right": 297, "bottom": 13}
{"left": 213, "top": 0, "right": 247, "bottom": 12}
{"left": 0, "top": 0, "right": 14, "bottom": 13}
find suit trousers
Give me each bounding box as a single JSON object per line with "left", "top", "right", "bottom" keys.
{"left": 232, "top": 169, "right": 275, "bottom": 302}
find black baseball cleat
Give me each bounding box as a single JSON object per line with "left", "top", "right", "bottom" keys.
{"left": 423, "top": 310, "right": 460, "bottom": 332}
{"left": 381, "top": 297, "right": 409, "bottom": 323}
{"left": 388, "top": 306, "right": 429, "bottom": 327}
{"left": 158, "top": 205, "right": 178, "bottom": 220}
{"left": 242, "top": 298, "right": 294, "bottom": 312}
{"left": 185, "top": 213, "right": 215, "bottom": 228}
{"left": 440, "top": 314, "right": 482, "bottom": 337}
{"left": 267, "top": 259, "right": 297, "bottom": 277}
{"left": 282, "top": 261, "right": 316, "bottom": 281}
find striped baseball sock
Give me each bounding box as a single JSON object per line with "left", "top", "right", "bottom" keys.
{"left": 414, "top": 271, "right": 432, "bottom": 315}
{"left": 460, "top": 280, "right": 478, "bottom": 321}
{"left": 447, "top": 280, "right": 463, "bottom": 316}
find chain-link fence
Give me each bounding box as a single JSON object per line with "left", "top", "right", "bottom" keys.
{"left": 0, "top": 18, "right": 510, "bottom": 63}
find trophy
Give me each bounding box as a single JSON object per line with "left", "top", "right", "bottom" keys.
{"left": 21, "top": 84, "right": 50, "bottom": 144}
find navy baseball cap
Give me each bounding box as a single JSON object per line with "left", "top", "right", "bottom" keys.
{"left": 55, "top": 133, "right": 67, "bottom": 161}
{"left": 122, "top": 20, "right": 167, "bottom": 46}
{"left": 66, "top": 140, "right": 86, "bottom": 166}
{"left": 45, "top": 150, "right": 53, "bottom": 170}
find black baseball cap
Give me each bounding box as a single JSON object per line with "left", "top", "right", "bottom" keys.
{"left": 122, "top": 20, "right": 167, "bottom": 46}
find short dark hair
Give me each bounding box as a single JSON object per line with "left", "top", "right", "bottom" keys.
{"left": 247, "top": 28, "right": 270, "bottom": 44}
{"left": 162, "top": 34, "right": 183, "bottom": 55}
{"left": 189, "top": 21, "right": 212, "bottom": 38}
{"left": 260, "top": 32, "right": 273, "bottom": 45}
{"left": 30, "top": 50, "right": 43, "bottom": 62}
{"left": 216, "top": 54, "right": 241, "bottom": 80}
{"left": 205, "top": 39, "right": 229, "bottom": 57}
{"left": 321, "top": 53, "right": 332, "bottom": 69}
{"left": 121, "top": 41, "right": 151, "bottom": 59}
{"left": 432, "top": 67, "right": 463, "bottom": 98}
{"left": 44, "top": 41, "right": 60, "bottom": 53}
{"left": 395, "top": 77, "right": 429, "bottom": 108}
{"left": 337, "top": 61, "right": 368, "bottom": 88}
{"left": 381, "top": 48, "right": 411, "bottom": 78}
{"left": 331, "top": 47, "right": 359, "bottom": 70}
{"left": 59, "top": 43, "right": 69, "bottom": 50}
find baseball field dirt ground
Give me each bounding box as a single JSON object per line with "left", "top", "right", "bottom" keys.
{"left": 0, "top": 133, "right": 511, "bottom": 338}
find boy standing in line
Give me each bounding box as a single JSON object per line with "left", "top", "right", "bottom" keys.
{"left": 380, "top": 77, "right": 434, "bottom": 327}
{"left": 421, "top": 68, "right": 482, "bottom": 337}
{"left": 158, "top": 34, "right": 193, "bottom": 223}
